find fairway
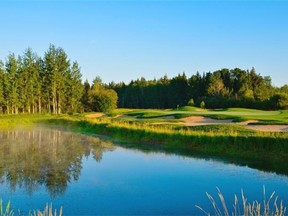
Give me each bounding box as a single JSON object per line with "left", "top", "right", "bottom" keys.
{"left": 110, "top": 107, "right": 288, "bottom": 126}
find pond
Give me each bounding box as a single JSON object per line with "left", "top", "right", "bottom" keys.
{"left": 0, "top": 126, "right": 287, "bottom": 215}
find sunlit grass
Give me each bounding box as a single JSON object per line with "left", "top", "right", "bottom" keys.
{"left": 0, "top": 200, "right": 12, "bottom": 216}
{"left": 196, "top": 187, "right": 286, "bottom": 216}
{"left": 112, "top": 107, "right": 288, "bottom": 123}
{"left": 30, "top": 204, "right": 62, "bottom": 216}
{"left": 0, "top": 201, "right": 62, "bottom": 216}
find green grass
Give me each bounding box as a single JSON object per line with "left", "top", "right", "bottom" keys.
{"left": 111, "top": 107, "right": 288, "bottom": 123}
{"left": 174, "top": 106, "right": 206, "bottom": 112}
{"left": 0, "top": 114, "right": 55, "bottom": 130}
{"left": 180, "top": 124, "right": 257, "bottom": 136}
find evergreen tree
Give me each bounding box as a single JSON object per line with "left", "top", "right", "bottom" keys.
{"left": 66, "top": 61, "right": 84, "bottom": 113}
{"left": 43, "top": 44, "right": 70, "bottom": 114}
{"left": 5, "top": 53, "right": 20, "bottom": 114}
{"left": 0, "top": 61, "right": 4, "bottom": 113}
{"left": 20, "top": 48, "right": 40, "bottom": 113}
{"left": 82, "top": 79, "right": 91, "bottom": 112}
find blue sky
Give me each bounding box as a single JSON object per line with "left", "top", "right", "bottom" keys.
{"left": 0, "top": 1, "right": 288, "bottom": 86}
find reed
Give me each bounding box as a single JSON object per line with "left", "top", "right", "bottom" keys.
{"left": 0, "top": 201, "right": 62, "bottom": 216}
{"left": 30, "top": 204, "right": 62, "bottom": 216}
{"left": 0, "top": 200, "right": 12, "bottom": 216}
{"left": 195, "top": 187, "right": 287, "bottom": 216}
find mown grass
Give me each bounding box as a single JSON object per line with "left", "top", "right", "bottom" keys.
{"left": 112, "top": 107, "right": 288, "bottom": 123}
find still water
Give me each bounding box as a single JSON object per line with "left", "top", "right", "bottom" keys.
{"left": 0, "top": 127, "right": 287, "bottom": 215}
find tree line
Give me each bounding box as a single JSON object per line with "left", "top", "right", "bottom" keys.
{"left": 0, "top": 45, "right": 84, "bottom": 114}
{"left": 110, "top": 68, "right": 288, "bottom": 110}
{"left": 1, "top": 45, "right": 287, "bottom": 114}
{"left": 0, "top": 45, "right": 117, "bottom": 114}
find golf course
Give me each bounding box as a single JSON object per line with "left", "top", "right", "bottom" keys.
{"left": 2, "top": 106, "right": 287, "bottom": 176}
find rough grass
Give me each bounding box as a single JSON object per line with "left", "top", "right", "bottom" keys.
{"left": 180, "top": 124, "right": 257, "bottom": 136}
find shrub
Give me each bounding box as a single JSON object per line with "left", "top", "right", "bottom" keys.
{"left": 200, "top": 101, "right": 205, "bottom": 109}
{"left": 187, "top": 98, "right": 195, "bottom": 106}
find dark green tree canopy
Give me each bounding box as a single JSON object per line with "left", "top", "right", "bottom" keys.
{"left": 112, "top": 68, "right": 286, "bottom": 110}
{"left": 0, "top": 46, "right": 287, "bottom": 113}
{"left": 0, "top": 45, "right": 84, "bottom": 114}
{"left": 87, "top": 77, "right": 118, "bottom": 113}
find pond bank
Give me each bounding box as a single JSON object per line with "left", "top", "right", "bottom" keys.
{"left": 0, "top": 114, "right": 287, "bottom": 175}
{"left": 40, "top": 115, "right": 288, "bottom": 176}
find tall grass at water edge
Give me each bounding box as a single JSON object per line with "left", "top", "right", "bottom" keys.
{"left": 42, "top": 116, "right": 288, "bottom": 175}
{"left": 2, "top": 114, "right": 288, "bottom": 174}
{"left": 0, "top": 200, "right": 62, "bottom": 216}
{"left": 196, "top": 187, "right": 286, "bottom": 216}
{"left": 43, "top": 115, "right": 288, "bottom": 154}
{"left": 2, "top": 114, "right": 287, "bottom": 161}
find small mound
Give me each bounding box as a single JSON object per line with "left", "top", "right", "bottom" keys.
{"left": 85, "top": 113, "right": 105, "bottom": 118}
{"left": 246, "top": 125, "right": 288, "bottom": 132}
{"left": 181, "top": 116, "right": 233, "bottom": 126}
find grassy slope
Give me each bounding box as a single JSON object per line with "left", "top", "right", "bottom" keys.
{"left": 0, "top": 109, "right": 288, "bottom": 175}
{"left": 114, "top": 107, "right": 288, "bottom": 124}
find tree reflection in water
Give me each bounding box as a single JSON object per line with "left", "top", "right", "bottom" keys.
{"left": 0, "top": 127, "right": 115, "bottom": 197}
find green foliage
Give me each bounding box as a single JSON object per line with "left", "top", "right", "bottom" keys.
{"left": 112, "top": 67, "right": 286, "bottom": 110}
{"left": 270, "top": 93, "right": 288, "bottom": 109}
{"left": 0, "top": 45, "right": 84, "bottom": 114}
{"left": 88, "top": 78, "right": 118, "bottom": 113}
{"left": 90, "top": 89, "right": 118, "bottom": 113}
{"left": 187, "top": 98, "right": 195, "bottom": 106}
{"left": 65, "top": 61, "right": 84, "bottom": 113}
{"left": 207, "top": 71, "right": 225, "bottom": 96}
{"left": 1, "top": 46, "right": 287, "bottom": 114}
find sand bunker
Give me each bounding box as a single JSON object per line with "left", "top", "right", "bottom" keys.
{"left": 85, "top": 113, "right": 287, "bottom": 132}
{"left": 181, "top": 116, "right": 287, "bottom": 132}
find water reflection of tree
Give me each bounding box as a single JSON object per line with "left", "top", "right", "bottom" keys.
{"left": 0, "top": 127, "right": 115, "bottom": 197}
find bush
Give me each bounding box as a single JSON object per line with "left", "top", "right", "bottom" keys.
{"left": 270, "top": 93, "right": 288, "bottom": 109}
{"left": 187, "top": 98, "right": 195, "bottom": 106}
{"left": 90, "top": 89, "right": 118, "bottom": 113}
{"left": 200, "top": 101, "right": 205, "bottom": 109}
